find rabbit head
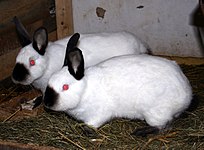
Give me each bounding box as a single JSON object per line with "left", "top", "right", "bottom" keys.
{"left": 12, "top": 17, "right": 48, "bottom": 85}
{"left": 44, "top": 33, "right": 85, "bottom": 111}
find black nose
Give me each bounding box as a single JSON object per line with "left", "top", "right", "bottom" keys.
{"left": 44, "top": 86, "right": 58, "bottom": 108}
{"left": 12, "top": 63, "right": 29, "bottom": 82}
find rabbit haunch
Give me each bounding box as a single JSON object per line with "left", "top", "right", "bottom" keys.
{"left": 12, "top": 29, "right": 147, "bottom": 94}
{"left": 45, "top": 54, "right": 192, "bottom": 129}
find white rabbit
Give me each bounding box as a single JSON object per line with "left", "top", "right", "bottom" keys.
{"left": 44, "top": 33, "right": 192, "bottom": 136}
{"left": 11, "top": 17, "right": 148, "bottom": 94}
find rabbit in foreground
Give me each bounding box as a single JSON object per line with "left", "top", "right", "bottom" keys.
{"left": 44, "top": 33, "right": 192, "bottom": 136}
{"left": 11, "top": 17, "right": 148, "bottom": 94}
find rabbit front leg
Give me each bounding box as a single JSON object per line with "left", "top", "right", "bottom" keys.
{"left": 83, "top": 112, "right": 112, "bottom": 128}
{"left": 85, "top": 119, "right": 104, "bottom": 128}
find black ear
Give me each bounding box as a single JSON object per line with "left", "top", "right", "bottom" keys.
{"left": 67, "top": 48, "right": 84, "bottom": 80}
{"left": 67, "top": 33, "right": 80, "bottom": 51}
{"left": 32, "top": 27, "right": 48, "bottom": 55}
{"left": 63, "top": 33, "right": 80, "bottom": 66}
{"left": 13, "top": 16, "right": 31, "bottom": 47}
{"left": 63, "top": 33, "right": 84, "bottom": 80}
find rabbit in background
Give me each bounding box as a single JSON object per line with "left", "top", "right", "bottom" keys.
{"left": 44, "top": 33, "right": 192, "bottom": 136}
{"left": 12, "top": 17, "right": 148, "bottom": 95}
{"left": 11, "top": 17, "right": 148, "bottom": 109}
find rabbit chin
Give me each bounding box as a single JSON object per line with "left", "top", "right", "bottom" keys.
{"left": 46, "top": 97, "right": 80, "bottom": 112}
{"left": 44, "top": 100, "right": 70, "bottom": 112}
{"left": 11, "top": 75, "right": 33, "bottom": 85}
{"left": 50, "top": 103, "right": 68, "bottom": 112}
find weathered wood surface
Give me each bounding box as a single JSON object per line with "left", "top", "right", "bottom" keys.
{"left": 55, "top": 0, "right": 73, "bottom": 39}
{"left": 0, "top": 0, "right": 50, "bottom": 34}
{"left": 0, "top": 0, "right": 56, "bottom": 55}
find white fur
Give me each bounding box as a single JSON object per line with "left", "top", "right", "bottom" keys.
{"left": 47, "top": 54, "right": 192, "bottom": 129}
{"left": 13, "top": 31, "right": 147, "bottom": 93}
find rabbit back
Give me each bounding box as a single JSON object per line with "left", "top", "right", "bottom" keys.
{"left": 56, "top": 31, "right": 147, "bottom": 67}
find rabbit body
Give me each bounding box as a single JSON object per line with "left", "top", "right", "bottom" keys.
{"left": 13, "top": 31, "right": 147, "bottom": 93}
{"left": 45, "top": 54, "right": 192, "bottom": 129}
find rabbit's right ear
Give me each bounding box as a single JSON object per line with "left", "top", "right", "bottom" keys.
{"left": 64, "top": 33, "right": 84, "bottom": 80}
{"left": 13, "top": 16, "right": 31, "bottom": 47}
{"left": 63, "top": 33, "right": 80, "bottom": 66}
{"left": 32, "top": 27, "right": 48, "bottom": 56}
{"left": 66, "top": 48, "right": 84, "bottom": 80}
{"left": 66, "top": 33, "right": 80, "bottom": 51}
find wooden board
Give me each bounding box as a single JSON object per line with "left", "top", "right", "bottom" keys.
{"left": 55, "top": 0, "right": 74, "bottom": 39}
{"left": 0, "top": 140, "right": 61, "bottom": 150}
{"left": 0, "top": 0, "right": 56, "bottom": 55}
{"left": 0, "top": 0, "right": 49, "bottom": 34}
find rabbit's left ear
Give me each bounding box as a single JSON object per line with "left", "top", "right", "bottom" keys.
{"left": 67, "top": 48, "right": 84, "bottom": 80}
{"left": 13, "top": 16, "right": 32, "bottom": 47}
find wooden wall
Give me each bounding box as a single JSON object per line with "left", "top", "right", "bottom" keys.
{"left": 0, "top": 0, "right": 56, "bottom": 56}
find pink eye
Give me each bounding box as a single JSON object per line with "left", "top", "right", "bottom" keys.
{"left": 63, "top": 84, "right": 69, "bottom": 91}
{"left": 30, "top": 59, "right": 35, "bottom": 66}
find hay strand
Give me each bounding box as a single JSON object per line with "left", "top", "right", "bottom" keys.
{"left": 58, "top": 131, "right": 86, "bottom": 150}
{"left": 2, "top": 107, "right": 22, "bottom": 123}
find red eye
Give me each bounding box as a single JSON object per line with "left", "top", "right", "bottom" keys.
{"left": 30, "top": 59, "right": 35, "bottom": 66}
{"left": 63, "top": 84, "right": 69, "bottom": 91}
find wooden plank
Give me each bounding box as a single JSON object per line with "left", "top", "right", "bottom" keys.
{"left": 0, "top": 48, "right": 18, "bottom": 81}
{"left": 55, "top": 0, "right": 74, "bottom": 39}
{"left": 0, "top": 140, "right": 60, "bottom": 150}
{"left": 0, "top": 0, "right": 49, "bottom": 34}
{"left": 0, "top": 0, "right": 56, "bottom": 56}
{"left": 0, "top": 20, "right": 44, "bottom": 56}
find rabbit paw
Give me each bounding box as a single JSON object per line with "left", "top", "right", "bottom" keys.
{"left": 131, "top": 126, "right": 160, "bottom": 137}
